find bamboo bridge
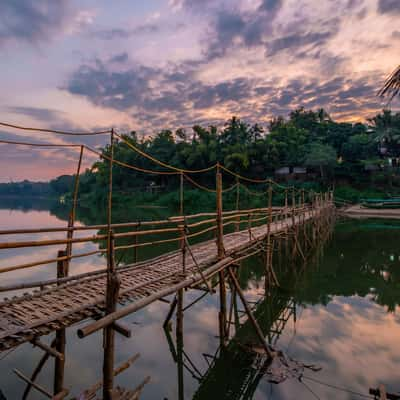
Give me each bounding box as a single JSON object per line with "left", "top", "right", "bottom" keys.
{"left": 0, "top": 123, "right": 336, "bottom": 399}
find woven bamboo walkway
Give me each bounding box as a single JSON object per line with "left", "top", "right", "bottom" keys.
{"left": 0, "top": 210, "right": 315, "bottom": 352}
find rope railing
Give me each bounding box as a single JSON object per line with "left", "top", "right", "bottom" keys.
{"left": 0, "top": 205, "right": 302, "bottom": 276}
{"left": 0, "top": 126, "right": 322, "bottom": 197}
{"left": 0, "top": 121, "right": 111, "bottom": 136}
{"left": 0, "top": 139, "right": 83, "bottom": 148}
{"left": 114, "top": 131, "right": 217, "bottom": 174}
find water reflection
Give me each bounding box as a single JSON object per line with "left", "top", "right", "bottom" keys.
{"left": 0, "top": 200, "right": 400, "bottom": 399}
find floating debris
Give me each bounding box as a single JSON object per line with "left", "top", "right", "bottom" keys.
{"left": 245, "top": 344, "right": 321, "bottom": 384}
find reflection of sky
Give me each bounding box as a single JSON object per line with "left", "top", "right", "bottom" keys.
{"left": 1, "top": 209, "right": 400, "bottom": 398}
{"left": 0, "top": 209, "right": 106, "bottom": 293}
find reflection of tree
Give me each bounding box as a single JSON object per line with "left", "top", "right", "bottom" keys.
{"left": 293, "top": 221, "right": 400, "bottom": 312}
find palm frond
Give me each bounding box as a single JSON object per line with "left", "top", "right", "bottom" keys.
{"left": 378, "top": 65, "right": 400, "bottom": 100}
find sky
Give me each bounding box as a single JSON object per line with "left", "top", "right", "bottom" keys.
{"left": 0, "top": 0, "right": 400, "bottom": 181}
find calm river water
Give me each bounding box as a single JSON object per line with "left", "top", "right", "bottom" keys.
{"left": 0, "top": 199, "right": 399, "bottom": 399}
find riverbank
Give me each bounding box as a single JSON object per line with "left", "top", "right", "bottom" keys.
{"left": 341, "top": 204, "right": 400, "bottom": 219}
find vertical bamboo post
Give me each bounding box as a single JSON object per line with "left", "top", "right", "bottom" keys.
{"left": 176, "top": 288, "right": 184, "bottom": 400}
{"left": 265, "top": 182, "right": 272, "bottom": 292}
{"left": 216, "top": 163, "right": 224, "bottom": 259}
{"left": 235, "top": 177, "right": 240, "bottom": 232}
{"left": 179, "top": 171, "right": 186, "bottom": 274}
{"left": 54, "top": 250, "right": 67, "bottom": 396}
{"left": 134, "top": 224, "right": 138, "bottom": 263}
{"left": 103, "top": 128, "right": 119, "bottom": 400}
{"left": 216, "top": 163, "right": 227, "bottom": 347}
{"left": 177, "top": 171, "right": 185, "bottom": 399}
{"left": 54, "top": 145, "right": 84, "bottom": 396}
{"left": 247, "top": 213, "right": 251, "bottom": 241}
{"left": 65, "top": 145, "right": 84, "bottom": 274}
{"left": 179, "top": 172, "right": 184, "bottom": 217}
{"left": 103, "top": 231, "right": 119, "bottom": 400}
{"left": 291, "top": 188, "right": 297, "bottom": 259}
{"left": 180, "top": 226, "right": 186, "bottom": 274}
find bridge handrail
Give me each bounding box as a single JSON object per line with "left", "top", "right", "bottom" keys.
{"left": 0, "top": 207, "right": 281, "bottom": 236}
{"left": 0, "top": 206, "right": 305, "bottom": 251}
{"left": 0, "top": 206, "right": 301, "bottom": 277}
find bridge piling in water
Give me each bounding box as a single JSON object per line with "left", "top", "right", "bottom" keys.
{"left": 216, "top": 163, "right": 228, "bottom": 348}
{"left": 53, "top": 250, "right": 68, "bottom": 396}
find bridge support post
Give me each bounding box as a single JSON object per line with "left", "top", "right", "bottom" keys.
{"left": 265, "top": 183, "right": 273, "bottom": 293}
{"left": 176, "top": 289, "right": 184, "bottom": 400}
{"left": 235, "top": 177, "right": 240, "bottom": 232}
{"left": 54, "top": 251, "right": 68, "bottom": 396}
{"left": 291, "top": 189, "right": 297, "bottom": 261}
{"left": 103, "top": 231, "right": 120, "bottom": 400}
{"left": 216, "top": 164, "right": 227, "bottom": 347}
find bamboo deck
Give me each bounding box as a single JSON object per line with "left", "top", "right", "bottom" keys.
{"left": 0, "top": 209, "right": 317, "bottom": 352}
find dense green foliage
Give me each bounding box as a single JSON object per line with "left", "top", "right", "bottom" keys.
{"left": 77, "top": 108, "right": 400, "bottom": 203}
{"left": 2, "top": 108, "right": 400, "bottom": 205}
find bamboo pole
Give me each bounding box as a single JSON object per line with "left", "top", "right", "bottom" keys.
{"left": 81, "top": 353, "right": 140, "bottom": 397}
{"left": 216, "top": 164, "right": 227, "bottom": 347}
{"left": 103, "top": 128, "right": 117, "bottom": 400}
{"left": 235, "top": 178, "right": 240, "bottom": 232}
{"left": 23, "top": 339, "right": 56, "bottom": 400}
{"left": 103, "top": 230, "right": 119, "bottom": 400}
{"left": 265, "top": 183, "right": 272, "bottom": 292}
{"left": 53, "top": 251, "right": 67, "bottom": 395}
{"left": 216, "top": 164, "right": 224, "bottom": 259}
{"left": 65, "top": 145, "right": 84, "bottom": 273}
{"left": 180, "top": 172, "right": 184, "bottom": 216}
{"left": 176, "top": 288, "right": 184, "bottom": 400}
{"left": 14, "top": 369, "right": 53, "bottom": 398}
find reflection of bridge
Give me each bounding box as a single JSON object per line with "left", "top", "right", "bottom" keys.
{"left": 192, "top": 294, "right": 296, "bottom": 400}
{"left": 0, "top": 123, "right": 335, "bottom": 399}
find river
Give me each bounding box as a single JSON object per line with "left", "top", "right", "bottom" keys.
{"left": 0, "top": 198, "right": 399, "bottom": 399}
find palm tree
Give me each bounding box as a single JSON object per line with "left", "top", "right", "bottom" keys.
{"left": 379, "top": 65, "right": 400, "bottom": 100}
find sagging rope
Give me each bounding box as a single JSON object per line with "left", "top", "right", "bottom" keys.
{"left": 84, "top": 145, "right": 179, "bottom": 175}
{"left": 0, "top": 126, "right": 326, "bottom": 198}
{"left": 0, "top": 139, "right": 83, "bottom": 148}
{"left": 240, "top": 183, "right": 267, "bottom": 197}
{"left": 183, "top": 174, "right": 239, "bottom": 194}
{"left": 0, "top": 121, "right": 111, "bottom": 136}
{"left": 115, "top": 131, "right": 217, "bottom": 174}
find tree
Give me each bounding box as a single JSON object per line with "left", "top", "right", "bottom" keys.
{"left": 369, "top": 110, "right": 400, "bottom": 158}
{"left": 379, "top": 65, "right": 400, "bottom": 100}
{"left": 305, "top": 143, "right": 337, "bottom": 179}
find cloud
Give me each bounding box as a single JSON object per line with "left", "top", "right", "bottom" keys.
{"left": 109, "top": 52, "right": 129, "bottom": 64}
{"left": 91, "top": 21, "right": 186, "bottom": 41}
{"left": 202, "top": 0, "right": 285, "bottom": 60}
{"left": 6, "top": 106, "right": 65, "bottom": 122}
{"left": 63, "top": 49, "right": 386, "bottom": 132}
{"left": 265, "top": 31, "right": 336, "bottom": 57}
{"left": 392, "top": 30, "right": 400, "bottom": 39}
{"left": 91, "top": 23, "right": 159, "bottom": 41}
{"left": 377, "top": 0, "right": 400, "bottom": 14}
{"left": 169, "top": 0, "right": 218, "bottom": 12}
{"left": 63, "top": 60, "right": 156, "bottom": 111}
{"left": 258, "top": 0, "right": 283, "bottom": 13}
{"left": 0, "top": 0, "right": 82, "bottom": 47}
